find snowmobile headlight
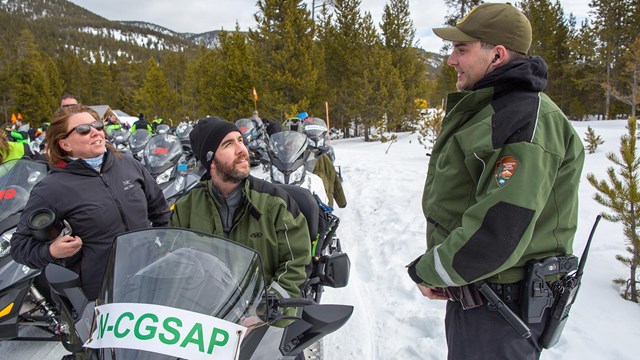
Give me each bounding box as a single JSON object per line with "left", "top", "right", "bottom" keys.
{"left": 289, "top": 165, "right": 305, "bottom": 184}
{"left": 272, "top": 165, "right": 286, "bottom": 184}
{"left": 156, "top": 167, "right": 174, "bottom": 185}
{"left": 0, "top": 228, "right": 16, "bottom": 258}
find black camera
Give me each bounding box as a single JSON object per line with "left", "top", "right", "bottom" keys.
{"left": 27, "top": 208, "right": 78, "bottom": 267}
{"left": 27, "top": 208, "right": 71, "bottom": 242}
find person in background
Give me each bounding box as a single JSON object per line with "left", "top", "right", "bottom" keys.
{"left": 102, "top": 109, "right": 122, "bottom": 138}
{"left": 0, "top": 129, "right": 36, "bottom": 163}
{"left": 60, "top": 94, "right": 79, "bottom": 108}
{"left": 9, "top": 114, "right": 30, "bottom": 144}
{"left": 298, "top": 112, "right": 347, "bottom": 209}
{"left": 131, "top": 113, "right": 152, "bottom": 133}
{"left": 406, "top": 3, "right": 585, "bottom": 359}
{"left": 10, "top": 105, "right": 170, "bottom": 301}
{"left": 151, "top": 117, "right": 164, "bottom": 132}
{"left": 169, "top": 116, "right": 310, "bottom": 301}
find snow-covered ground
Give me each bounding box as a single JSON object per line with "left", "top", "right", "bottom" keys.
{"left": 1, "top": 119, "right": 638, "bottom": 359}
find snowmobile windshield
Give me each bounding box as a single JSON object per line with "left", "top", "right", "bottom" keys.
{"left": 155, "top": 124, "right": 170, "bottom": 134}
{"left": 143, "top": 133, "right": 182, "bottom": 170}
{"left": 175, "top": 122, "right": 193, "bottom": 141}
{"left": 162, "top": 169, "right": 203, "bottom": 205}
{"left": 235, "top": 118, "right": 257, "bottom": 138}
{"left": 0, "top": 159, "right": 47, "bottom": 221}
{"left": 129, "top": 129, "right": 152, "bottom": 151}
{"left": 269, "top": 131, "right": 308, "bottom": 164}
{"left": 97, "top": 228, "right": 268, "bottom": 359}
{"left": 110, "top": 128, "right": 130, "bottom": 145}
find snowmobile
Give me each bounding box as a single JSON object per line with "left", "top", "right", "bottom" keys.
{"left": 266, "top": 131, "right": 350, "bottom": 304}
{"left": 108, "top": 128, "right": 132, "bottom": 156}
{"left": 0, "top": 159, "right": 63, "bottom": 343}
{"left": 142, "top": 130, "right": 203, "bottom": 207}
{"left": 129, "top": 130, "right": 152, "bottom": 162}
{"left": 174, "top": 121, "right": 194, "bottom": 151}
{"left": 142, "top": 132, "right": 184, "bottom": 188}
{"left": 45, "top": 227, "right": 353, "bottom": 359}
{"left": 302, "top": 118, "right": 342, "bottom": 182}
{"left": 236, "top": 118, "right": 270, "bottom": 168}
{"left": 301, "top": 118, "right": 334, "bottom": 162}
{"left": 267, "top": 131, "right": 313, "bottom": 187}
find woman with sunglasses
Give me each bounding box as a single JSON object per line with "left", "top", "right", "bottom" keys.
{"left": 10, "top": 105, "right": 170, "bottom": 301}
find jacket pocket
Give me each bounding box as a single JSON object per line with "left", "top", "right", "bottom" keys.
{"left": 425, "top": 203, "right": 458, "bottom": 246}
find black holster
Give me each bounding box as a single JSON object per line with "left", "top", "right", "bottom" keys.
{"left": 445, "top": 284, "right": 484, "bottom": 310}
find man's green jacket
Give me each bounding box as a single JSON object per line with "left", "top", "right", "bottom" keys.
{"left": 409, "top": 57, "right": 585, "bottom": 287}
{"left": 170, "top": 176, "right": 311, "bottom": 298}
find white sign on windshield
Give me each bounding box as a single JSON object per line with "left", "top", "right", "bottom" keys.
{"left": 304, "top": 125, "right": 327, "bottom": 131}
{"left": 84, "top": 303, "right": 247, "bottom": 360}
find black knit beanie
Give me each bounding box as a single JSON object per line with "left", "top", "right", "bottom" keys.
{"left": 190, "top": 116, "right": 241, "bottom": 171}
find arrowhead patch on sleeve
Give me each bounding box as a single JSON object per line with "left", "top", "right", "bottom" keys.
{"left": 495, "top": 156, "right": 518, "bottom": 187}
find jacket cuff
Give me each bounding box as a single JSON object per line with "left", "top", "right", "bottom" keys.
{"left": 406, "top": 255, "right": 424, "bottom": 284}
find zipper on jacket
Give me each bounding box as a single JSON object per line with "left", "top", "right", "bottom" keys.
{"left": 100, "top": 174, "right": 130, "bottom": 231}
{"left": 426, "top": 217, "right": 440, "bottom": 228}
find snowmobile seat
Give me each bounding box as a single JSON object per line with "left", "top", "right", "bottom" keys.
{"left": 278, "top": 184, "right": 318, "bottom": 241}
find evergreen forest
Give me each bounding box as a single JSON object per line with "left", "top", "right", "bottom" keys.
{"left": 1, "top": 0, "right": 639, "bottom": 137}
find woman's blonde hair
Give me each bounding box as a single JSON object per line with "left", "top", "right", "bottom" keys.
{"left": 0, "top": 130, "right": 9, "bottom": 164}
{"left": 46, "top": 105, "right": 117, "bottom": 165}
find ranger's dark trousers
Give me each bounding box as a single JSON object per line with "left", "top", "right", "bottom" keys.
{"left": 445, "top": 297, "right": 548, "bottom": 360}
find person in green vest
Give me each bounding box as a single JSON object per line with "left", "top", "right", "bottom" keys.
{"left": 10, "top": 115, "right": 30, "bottom": 144}
{"left": 102, "top": 110, "right": 122, "bottom": 138}
{"left": 131, "top": 113, "right": 152, "bottom": 133}
{"left": 151, "top": 117, "right": 164, "bottom": 132}
{"left": 0, "top": 130, "right": 35, "bottom": 164}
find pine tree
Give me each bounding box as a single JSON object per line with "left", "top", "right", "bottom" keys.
{"left": 589, "top": 0, "right": 635, "bottom": 119}
{"left": 583, "top": 125, "right": 605, "bottom": 153}
{"left": 88, "top": 56, "right": 115, "bottom": 106}
{"left": 251, "top": 0, "right": 318, "bottom": 119}
{"left": 587, "top": 117, "right": 640, "bottom": 302}
{"left": 417, "top": 107, "right": 444, "bottom": 152}
{"left": 162, "top": 51, "right": 188, "bottom": 119}
{"left": 9, "top": 29, "right": 57, "bottom": 124}
{"left": 444, "top": 0, "right": 483, "bottom": 26}
{"left": 184, "top": 46, "right": 220, "bottom": 119}
{"left": 320, "top": 0, "right": 366, "bottom": 134}
{"left": 602, "top": 35, "right": 640, "bottom": 118}
{"left": 134, "top": 58, "right": 178, "bottom": 121}
{"left": 379, "top": 0, "right": 428, "bottom": 131}
{"left": 360, "top": 12, "right": 404, "bottom": 141}
{"left": 212, "top": 25, "right": 258, "bottom": 121}
{"left": 564, "top": 18, "right": 601, "bottom": 119}
{"left": 520, "top": 0, "right": 574, "bottom": 111}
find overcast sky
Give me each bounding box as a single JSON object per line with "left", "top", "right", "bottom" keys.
{"left": 68, "top": 0, "right": 592, "bottom": 53}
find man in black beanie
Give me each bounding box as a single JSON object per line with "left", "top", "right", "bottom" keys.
{"left": 170, "top": 116, "right": 311, "bottom": 311}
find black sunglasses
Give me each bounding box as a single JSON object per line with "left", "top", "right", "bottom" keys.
{"left": 61, "top": 103, "right": 78, "bottom": 108}
{"left": 63, "top": 120, "right": 104, "bottom": 138}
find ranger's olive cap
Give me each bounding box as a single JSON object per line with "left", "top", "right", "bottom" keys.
{"left": 433, "top": 3, "right": 532, "bottom": 55}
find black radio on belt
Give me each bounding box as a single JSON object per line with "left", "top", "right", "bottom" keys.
{"left": 521, "top": 255, "right": 578, "bottom": 323}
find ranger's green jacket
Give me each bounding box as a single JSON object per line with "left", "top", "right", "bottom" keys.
{"left": 313, "top": 153, "right": 347, "bottom": 208}
{"left": 170, "top": 176, "right": 311, "bottom": 297}
{"left": 408, "top": 57, "right": 585, "bottom": 286}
